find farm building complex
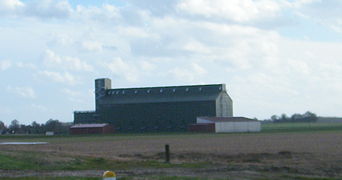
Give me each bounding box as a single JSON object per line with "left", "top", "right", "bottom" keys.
{"left": 74, "top": 78, "right": 233, "bottom": 132}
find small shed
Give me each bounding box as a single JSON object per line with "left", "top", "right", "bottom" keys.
{"left": 189, "top": 117, "right": 261, "bottom": 133}
{"left": 70, "top": 123, "right": 114, "bottom": 135}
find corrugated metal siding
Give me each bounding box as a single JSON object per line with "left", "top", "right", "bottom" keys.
{"left": 74, "top": 111, "right": 99, "bottom": 124}
{"left": 215, "top": 122, "right": 261, "bottom": 133}
{"left": 215, "top": 92, "right": 233, "bottom": 117}
{"left": 99, "top": 101, "right": 216, "bottom": 132}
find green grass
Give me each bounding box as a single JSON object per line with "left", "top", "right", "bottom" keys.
{"left": 0, "top": 133, "right": 214, "bottom": 143}
{"left": 0, "top": 177, "right": 227, "bottom": 180}
{"left": 120, "top": 177, "right": 227, "bottom": 180}
{"left": 261, "top": 122, "right": 342, "bottom": 133}
{"left": 1, "top": 122, "right": 342, "bottom": 144}
{"left": 2, "top": 176, "right": 340, "bottom": 180}
{"left": 0, "top": 177, "right": 100, "bottom": 180}
{"left": 279, "top": 175, "right": 341, "bottom": 180}
{"left": 0, "top": 132, "right": 262, "bottom": 145}
{"left": 0, "top": 151, "right": 209, "bottom": 171}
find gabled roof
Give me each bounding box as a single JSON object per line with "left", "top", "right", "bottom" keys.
{"left": 70, "top": 123, "right": 109, "bottom": 129}
{"left": 99, "top": 84, "right": 227, "bottom": 104}
{"left": 198, "top": 117, "right": 258, "bottom": 122}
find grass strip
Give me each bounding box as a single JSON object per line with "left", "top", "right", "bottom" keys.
{"left": 0, "top": 177, "right": 99, "bottom": 180}
{"left": 0, "top": 151, "right": 209, "bottom": 171}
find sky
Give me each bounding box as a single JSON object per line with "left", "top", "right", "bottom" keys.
{"left": 0, "top": 0, "right": 342, "bottom": 125}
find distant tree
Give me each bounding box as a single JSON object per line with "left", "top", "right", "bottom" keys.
{"left": 31, "top": 121, "right": 44, "bottom": 134}
{"left": 9, "top": 119, "right": 20, "bottom": 133}
{"left": 0, "top": 121, "right": 5, "bottom": 129}
{"left": 18, "top": 124, "right": 30, "bottom": 134}
{"left": 0, "top": 121, "right": 6, "bottom": 134}
{"left": 271, "top": 115, "right": 279, "bottom": 121}
{"left": 45, "top": 119, "right": 66, "bottom": 134}
{"left": 279, "top": 114, "right": 288, "bottom": 122}
{"left": 271, "top": 111, "right": 318, "bottom": 123}
{"left": 303, "top": 111, "right": 318, "bottom": 122}
{"left": 291, "top": 113, "right": 303, "bottom": 122}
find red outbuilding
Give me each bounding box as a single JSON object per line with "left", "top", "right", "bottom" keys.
{"left": 70, "top": 123, "right": 114, "bottom": 135}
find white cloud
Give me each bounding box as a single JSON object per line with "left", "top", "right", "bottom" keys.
{"left": 140, "top": 61, "right": 156, "bottom": 71}
{"left": 61, "top": 88, "right": 86, "bottom": 103}
{"left": 288, "top": 60, "right": 311, "bottom": 75}
{"left": 177, "top": 0, "right": 285, "bottom": 22}
{"left": 39, "top": 71, "right": 76, "bottom": 85}
{"left": 116, "top": 26, "right": 153, "bottom": 38}
{"left": 16, "top": 62, "right": 37, "bottom": 69}
{"left": 290, "top": 0, "right": 319, "bottom": 8}
{"left": 81, "top": 41, "right": 103, "bottom": 52}
{"left": 75, "top": 4, "right": 120, "bottom": 21}
{"left": 106, "top": 58, "right": 139, "bottom": 82}
{"left": 61, "top": 88, "right": 81, "bottom": 97}
{"left": 44, "top": 49, "right": 93, "bottom": 72}
{"left": 0, "top": 0, "right": 23, "bottom": 9}
{"left": 48, "top": 33, "right": 74, "bottom": 46}
{"left": 31, "top": 104, "right": 48, "bottom": 112}
{"left": 294, "top": 0, "right": 342, "bottom": 33}
{"left": 0, "top": 0, "right": 72, "bottom": 18}
{"left": 330, "top": 20, "right": 342, "bottom": 33}
{"left": 183, "top": 40, "right": 211, "bottom": 54}
{"left": 0, "top": 60, "right": 12, "bottom": 71}
{"left": 7, "top": 86, "right": 36, "bottom": 99}
{"left": 0, "top": 0, "right": 24, "bottom": 15}
{"left": 169, "top": 63, "right": 207, "bottom": 82}
{"left": 25, "top": 0, "right": 72, "bottom": 18}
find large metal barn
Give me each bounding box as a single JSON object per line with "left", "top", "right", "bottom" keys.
{"left": 74, "top": 78, "right": 233, "bottom": 132}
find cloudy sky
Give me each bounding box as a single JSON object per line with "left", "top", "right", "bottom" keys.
{"left": 0, "top": 0, "right": 341, "bottom": 125}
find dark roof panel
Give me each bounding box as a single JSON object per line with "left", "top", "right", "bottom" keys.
{"left": 99, "top": 84, "right": 226, "bottom": 104}
{"left": 70, "top": 123, "right": 109, "bottom": 128}
{"left": 198, "top": 117, "right": 258, "bottom": 122}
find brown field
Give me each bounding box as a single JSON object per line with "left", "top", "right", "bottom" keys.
{"left": 1, "top": 132, "right": 342, "bottom": 179}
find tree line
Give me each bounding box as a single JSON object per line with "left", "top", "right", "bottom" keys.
{"left": 268, "top": 111, "right": 318, "bottom": 123}
{"left": 0, "top": 119, "right": 71, "bottom": 135}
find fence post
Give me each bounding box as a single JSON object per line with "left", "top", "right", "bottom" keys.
{"left": 165, "top": 144, "right": 170, "bottom": 163}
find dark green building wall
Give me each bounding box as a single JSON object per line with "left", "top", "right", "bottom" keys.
{"left": 74, "top": 111, "right": 99, "bottom": 124}
{"left": 98, "top": 101, "right": 216, "bottom": 132}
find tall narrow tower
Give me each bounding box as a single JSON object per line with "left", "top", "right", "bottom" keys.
{"left": 95, "top": 78, "right": 111, "bottom": 111}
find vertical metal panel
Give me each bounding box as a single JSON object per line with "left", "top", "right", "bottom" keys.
{"left": 95, "top": 78, "right": 111, "bottom": 111}
{"left": 215, "top": 122, "right": 261, "bottom": 133}
{"left": 216, "top": 92, "right": 233, "bottom": 117}
{"left": 100, "top": 101, "right": 216, "bottom": 132}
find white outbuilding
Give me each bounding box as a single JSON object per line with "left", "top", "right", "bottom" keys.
{"left": 192, "top": 117, "right": 261, "bottom": 133}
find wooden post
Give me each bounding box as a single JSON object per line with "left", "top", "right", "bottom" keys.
{"left": 165, "top": 144, "right": 170, "bottom": 163}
